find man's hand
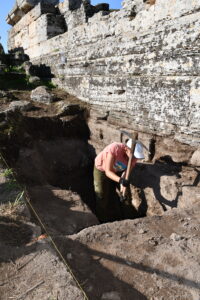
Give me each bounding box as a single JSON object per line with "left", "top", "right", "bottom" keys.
{"left": 119, "top": 177, "right": 130, "bottom": 187}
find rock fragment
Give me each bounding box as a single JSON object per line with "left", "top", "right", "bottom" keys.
{"left": 8, "top": 100, "right": 33, "bottom": 112}
{"left": 170, "top": 233, "right": 183, "bottom": 241}
{"left": 31, "top": 86, "right": 55, "bottom": 104}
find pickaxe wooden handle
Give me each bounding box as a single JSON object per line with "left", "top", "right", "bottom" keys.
{"left": 120, "top": 131, "right": 138, "bottom": 201}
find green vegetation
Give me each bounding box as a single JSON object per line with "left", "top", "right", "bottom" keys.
{"left": 0, "top": 62, "right": 57, "bottom": 90}
{"left": 0, "top": 167, "right": 25, "bottom": 212}
{"left": 3, "top": 168, "right": 21, "bottom": 191}
{"left": 59, "top": 75, "right": 65, "bottom": 81}
{"left": 5, "top": 65, "right": 25, "bottom": 74}
{"left": 12, "top": 190, "right": 25, "bottom": 205}
{"left": 110, "top": 9, "right": 120, "bottom": 12}
{"left": 42, "top": 80, "right": 57, "bottom": 89}
{"left": 0, "top": 110, "right": 24, "bottom": 146}
{"left": 0, "top": 189, "right": 25, "bottom": 214}
{"left": 0, "top": 72, "right": 56, "bottom": 90}
{"left": 3, "top": 168, "right": 14, "bottom": 178}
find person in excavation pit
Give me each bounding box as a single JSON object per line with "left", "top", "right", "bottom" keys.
{"left": 93, "top": 139, "right": 145, "bottom": 223}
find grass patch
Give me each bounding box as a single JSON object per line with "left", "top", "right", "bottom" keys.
{"left": 0, "top": 168, "right": 25, "bottom": 213}
{"left": 0, "top": 73, "right": 56, "bottom": 91}
{"left": 5, "top": 65, "right": 25, "bottom": 74}
{"left": 3, "top": 168, "right": 21, "bottom": 191}
{"left": 33, "top": 78, "right": 57, "bottom": 89}
{"left": 0, "top": 190, "right": 25, "bottom": 216}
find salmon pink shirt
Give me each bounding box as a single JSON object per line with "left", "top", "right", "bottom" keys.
{"left": 95, "top": 142, "right": 136, "bottom": 172}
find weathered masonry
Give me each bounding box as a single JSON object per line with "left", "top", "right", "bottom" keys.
{"left": 7, "top": 0, "right": 200, "bottom": 148}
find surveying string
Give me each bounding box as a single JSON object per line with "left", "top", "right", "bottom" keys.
{"left": 0, "top": 152, "right": 89, "bottom": 300}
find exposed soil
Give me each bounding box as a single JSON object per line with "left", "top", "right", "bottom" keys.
{"left": 0, "top": 87, "right": 200, "bottom": 300}
{"left": 0, "top": 216, "right": 32, "bottom": 247}
{"left": 0, "top": 88, "right": 97, "bottom": 299}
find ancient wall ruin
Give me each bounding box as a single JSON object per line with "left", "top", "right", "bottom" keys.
{"left": 7, "top": 0, "right": 200, "bottom": 148}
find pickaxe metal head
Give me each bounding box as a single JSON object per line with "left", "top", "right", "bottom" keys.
{"left": 120, "top": 130, "right": 138, "bottom": 143}
{"left": 120, "top": 130, "right": 150, "bottom": 153}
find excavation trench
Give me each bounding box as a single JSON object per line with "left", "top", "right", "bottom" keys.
{"left": 1, "top": 93, "right": 199, "bottom": 300}
{"left": 0, "top": 96, "right": 188, "bottom": 237}
{"left": 1, "top": 106, "right": 102, "bottom": 235}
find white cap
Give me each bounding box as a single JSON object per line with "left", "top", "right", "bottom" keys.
{"left": 126, "top": 139, "right": 145, "bottom": 159}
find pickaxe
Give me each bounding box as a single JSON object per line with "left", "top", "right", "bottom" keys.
{"left": 120, "top": 130, "right": 150, "bottom": 152}
{"left": 119, "top": 130, "right": 149, "bottom": 202}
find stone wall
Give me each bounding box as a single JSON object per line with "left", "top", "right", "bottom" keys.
{"left": 6, "top": 0, "right": 59, "bottom": 25}
{"left": 7, "top": 0, "right": 200, "bottom": 147}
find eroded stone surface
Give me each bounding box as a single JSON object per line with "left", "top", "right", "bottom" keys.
{"left": 30, "top": 86, "right": 55, "bottom": 103}
{"left": 190, "top": 149, "right": 200, "bottom": 166}
{"left": 8, "top": 100, "right": 33, "bottom": 112}
{"left": 178, "top": 186, "right": 200, "bottom": 209}
{"left": 6, "top": 0, "right": 59, "bottom": 25}
{"left": 28, "top": 75, "right": 41, "bottom": 84}
{"left": 6, "top": 0, "right": 200, "bottom": 148}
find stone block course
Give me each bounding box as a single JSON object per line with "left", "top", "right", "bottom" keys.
{"left": 7, "top": 0, "right": 59, "bottom": 25}
{"left": 7, "top": 0, "right": 200, "bottom": 146}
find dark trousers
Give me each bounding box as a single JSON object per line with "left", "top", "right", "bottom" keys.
{"left": 93, "top": 166, "right": 122, "bottom": 222}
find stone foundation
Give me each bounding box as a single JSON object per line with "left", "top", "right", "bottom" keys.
{"left": 6, "top": 0, "right": 200, "bottom": 148}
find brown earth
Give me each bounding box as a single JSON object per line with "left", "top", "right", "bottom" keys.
{"left": 0, "top": 87, "right": 200, "bottom": 300}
